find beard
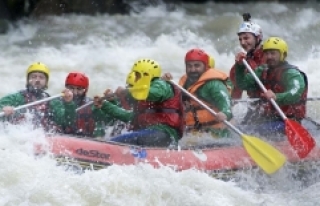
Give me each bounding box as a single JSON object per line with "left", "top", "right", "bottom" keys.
{"left": 266, "top": 59, "right": 278, "bottom": 69}
{"left": 27, "top": 84, "right": 46, "bottom": 97}
{"left": 186, "top": 72, "right": 201, "bottom": 84}
{"left": 73, "top": 94, "right": 86, "bottom": 106}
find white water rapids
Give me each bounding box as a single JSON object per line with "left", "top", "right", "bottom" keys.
{"left": 1, "top": 2, "right": 320, "bottom": 205}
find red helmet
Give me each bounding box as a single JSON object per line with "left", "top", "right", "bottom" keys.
{"left": 65, "top": 72, "right": 89, "bottom": 91}
{"left": 185, "top": 49, "right": 209, "bottom": 69}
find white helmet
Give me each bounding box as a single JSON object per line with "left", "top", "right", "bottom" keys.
{"left": 238, "top": 21, "right": 263, "bottom": 39}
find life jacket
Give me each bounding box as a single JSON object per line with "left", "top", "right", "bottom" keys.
{"left": 117, "top": 91, "right": 135, "bottom": 110}
{"left": 16, "top": 90, "right": 58, "bottom": 132}
{"left": 132, "top": 81, "right": 184, "bottom": 139}
{"left": 260, "top": 63, "right": 308, "bottom": 121}
{"left": 63, "top": 97, "right": 96, "bottom": 137}
{"left": 230, "top": 47, "right": 265, "bottom": 99}
{"left": 179, "top": 69, "right": 229, "bottom": 130}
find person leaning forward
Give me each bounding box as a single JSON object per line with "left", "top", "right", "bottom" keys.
{"left": 93, "top": 59, "right": 184, "bottom": 147}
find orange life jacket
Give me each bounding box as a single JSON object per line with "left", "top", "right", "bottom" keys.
{"left": 179, "top": 69, "right": 229, "bottom": 130}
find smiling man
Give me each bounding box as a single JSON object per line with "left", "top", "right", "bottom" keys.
{"left": 235, "top": 37, "right": 308, "bottom": 137}
{"left": 229, "top": 13, "right": 265, "bottom": 101}
{"left": 162, "top": 48, "right": 233, "bottom": 138}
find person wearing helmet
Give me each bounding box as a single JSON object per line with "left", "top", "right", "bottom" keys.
{"left": 93, "top": 59, "right": 184, "bottom": 147}
{"left": 0, "top": 62, "right": 75, "bottom": 131}
{"left": 235, "top": 37, "right": 308, "bottom": 138}
{"left": 100, "top": 68, "right": 143, "bottom": 137}
{"left": 162, "top": 48, "right": 233, "bottom": 138}
{"left": 229, "top": 13, "right": 266, "bottom": 124}
{"left": 103, "top": 58, "right": 164, "bottom": 111}
{"left": 60, "top": 72, "right": 109, "bottom": 137}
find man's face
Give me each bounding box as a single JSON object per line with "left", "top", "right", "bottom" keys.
{"left": 186, "top": 60, "right": 206, "bottom": 82}
{"left": 263, "top": 49, "right": 282, "bottom": 68}
{"left": 66, "top": 85, "right": 86, "bottom": 96}
{"left": 28, "top": 72, "right": 47, "bottom": 90}
{"left": 238, "top": 33, "right": 257, "bottom": 52}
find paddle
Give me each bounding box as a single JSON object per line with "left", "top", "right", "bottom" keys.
{"left": 170, "top": 80, "right": 286, "bottom": 175}
{"left": 0, "top": 93, "right": 63, "bottom": 117}
{"left": 243, "top": 59, "right": 316, "bottom": 158}
{"left": 76, "top": 101, "right": 93, "bottom": 112}
{"left": 233, "top": 97, "right": 320, "bottom": 103}
{"left": 76, "top": 92, "right": 120, "bottom": 112}
{"left": 76, "top": 94, "right": 128, "bottom": 135}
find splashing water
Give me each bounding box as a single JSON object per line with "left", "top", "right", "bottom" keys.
{"left": 1, "top": 2, "right": 320, "bottom": 205}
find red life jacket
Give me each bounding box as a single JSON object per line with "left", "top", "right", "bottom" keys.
{"left": 117, "top": 92, "right": 135, "bottom": 110}
{"left": 260, "top": 63, "right": 308, "bottom": 121}
{"left": 64, "top": 97, "right": 96, "bottom": 137}
{"left": 19, "top": 90, "right": 59, "bottom": 132}
{"left": 230, "top": 47, "right": 265, "bottom": 99}
{"left": 132, "top": 82, "right": 184, "bottom": 139}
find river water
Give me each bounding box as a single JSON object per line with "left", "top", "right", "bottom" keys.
{"left": 1, "top": 2, "right": 320, "bottom": 205}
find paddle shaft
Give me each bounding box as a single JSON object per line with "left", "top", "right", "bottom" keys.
{"left": 170, "top": 80, "right": 287, "bottom": 174}
{"left": 76, "top": 94, "right": 117, "bottom": 112}
{"left": 0, "top": 93, "right": 62, "bottom": 117}
{"left": 169, "top": 80, "right": 243, "bottom": 136}
{"left": 243, "top": 59, "right": 316, "bottom": 158}
{"left": 234, "top": 97, "right": 320, "bottom": 103}
{"left": 76, "top": 101, "right": 93, "bottom": 112}
{"left": 242, "top": 60, "right": 287, "bottom": 120}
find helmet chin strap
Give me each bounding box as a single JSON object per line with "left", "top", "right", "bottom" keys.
{"left": 255, "top": 38, "right": 262, "bottom": 48}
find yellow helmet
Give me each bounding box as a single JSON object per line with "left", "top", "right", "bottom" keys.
{"left": 126, "top": 71, "right": 136, "bottom": 87}
{"left": 131, "top": 59, "right": 162, "bottom": 78}
{"left": 209, "top": 56, "right": 215, "bottom": 68}
{"left": 262, "top": 37, "right": 288, "bottom": 61}
{"left": 127, "top": 68, "right": 152, "bottom": 101}
{"left": 27, "top": 62, "right": 50, "bottom": 80}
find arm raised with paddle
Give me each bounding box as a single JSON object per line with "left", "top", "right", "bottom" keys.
{"left": 240, "top": 37, "right": 315, "bottom": 158}
{"left": 168, "top": 80, "right": 286, "bottom": 175}
{"left": 0, "top": 93, "right": 64, "bottom": 117}
{"left": 162, "top": 48, "right": 286, "bottom": 174}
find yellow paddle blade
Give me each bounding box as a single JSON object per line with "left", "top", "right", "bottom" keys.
{"left": 128, "top": 75, "right": 151, "bottom": 100}
{"left": 242, "top": 134, "right": 286, "bottom": 174}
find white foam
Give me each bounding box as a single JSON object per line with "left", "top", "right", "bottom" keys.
{"left": 1, "top": 3, "right": 320, "bottom": 205}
